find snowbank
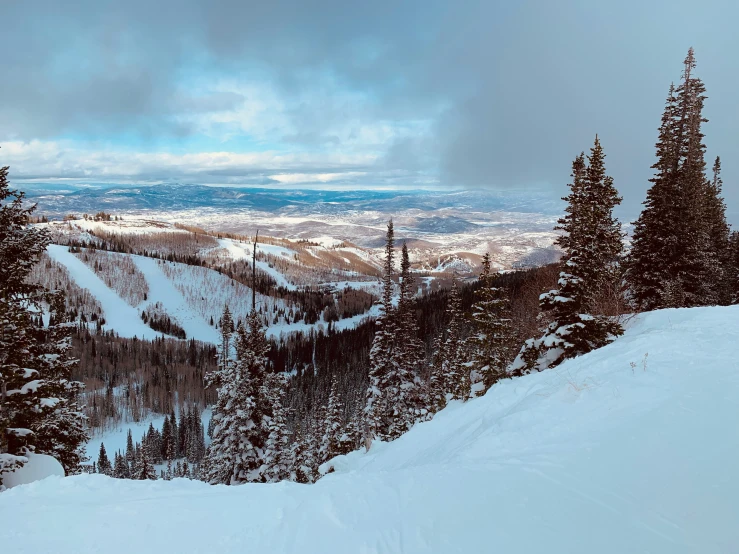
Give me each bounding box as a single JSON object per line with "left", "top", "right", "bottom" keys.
{"left": 2, "top": 305, "right": 738, "bottom": 553}
{"left": 0, "top": 454, "right": 65, "bottom": 489}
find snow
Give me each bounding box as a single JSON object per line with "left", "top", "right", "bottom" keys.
{"left": 219, "top": 238, "right": 298, "bottom": 290}
{"left": 46, "top": 245, "right": 163, "bottom": 340}
{"left": 3, "top": 305, "right": 738, "bottom": 552}
{"left": 0, "top": 454, "right": 64, "bottom": 489}
{"left": 131, "top": 256, "right": 220, "bottom": 343}
{"left": 85, "top": 409, "right": 212, "bottom": 462}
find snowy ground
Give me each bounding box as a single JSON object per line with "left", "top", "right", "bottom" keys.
{"left": 3, "top": 305, "right": 738, "bottom": 553}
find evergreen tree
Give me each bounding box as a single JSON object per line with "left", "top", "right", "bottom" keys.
{"left": 161, "top": 415, "right": 173, "bottom": 461}
{"left": 134, "top": 443, "right": 157, "bottom": 480}
{"left": 261, "top": 371, "right": 290, "bottom": 483}
{"left": 705, "top": 157, "right": 732, "bottom": 305}
{"left": 290, "top": 425, "right": 315, "bottom": 484}
{"left": 113, "top": 451, "right": 129, "bottom": 479}
{"left": 0, "top": 162, "right": 88, "bottom": 485}
{"left": 125, "top": 429, "right": 135, "bottom": 468}
{"left": 31, "top": 292, "right": 89, "bottom": 473}
{"left": 628, "top": 49, "right": 721, "bottom": 308}
{"left": 203, "top": 308, "right": 273, "bottom": 484}
{"left": 467, "top": 253, "right": 516, "bottom": 395}
{"left": 320, "top": 378, "right": 343, "bottom": 464}
{"left": 431, "top": 277, "right": 467, "bottom": 400}
{"left": 729, "top": 232, "right": 739, "bottom": 303}
{"left": 97, "top": 442, "right": 112, "bottom": 476}
{"left": 202, "top": 320, "right": 254, "bottom": 485}
{"left": 512, "top": 138, "right": 624, "bottom": 373}
{"left": 364, "top": 220, "right": 398, "bottom": 443}
{"left": 389, "top": 242, "right": 427, "bottom": 435}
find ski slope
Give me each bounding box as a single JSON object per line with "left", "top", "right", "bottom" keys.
{"left": 46, "top": 245, "right": 162, "bottom": 340}
{"left": 131, "top": 256, "right": 220, "bottom": 343}
{"left": 218, "top": 238, "right": 298, "bottom": 290}
{"left": 2, "top": 305, "right": 738, "bottom": 553}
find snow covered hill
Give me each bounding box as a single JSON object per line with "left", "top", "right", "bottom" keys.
{"left": 2, "top": 305, "right": 738, "bottom": 553}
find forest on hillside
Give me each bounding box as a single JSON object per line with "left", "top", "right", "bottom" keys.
{"left": 2, "top": 49, "right": 738, "bottom": 489}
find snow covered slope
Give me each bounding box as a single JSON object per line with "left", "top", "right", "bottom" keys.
{"left": 2, "top": 305, "right": 738, "bottom": 553}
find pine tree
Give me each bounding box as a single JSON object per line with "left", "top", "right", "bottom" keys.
{"left": 705, "top": 157, "right": 732, "bottom": 305}
{"left": 389, "top": 242, "right": 427, "bottom": 435}
{"left": 432, "top": 277, "right": 467, "bottom": 400}
{"left": 202, "top": 319, "right": 254, "bottom": 485}
{"left": 97, "top": 442, "right": 112, "bottom": 476}
{"left": 125, "top": 429, "right": 135, "bottom": 468}
{"left": 290, "top": 425, "right": 315, "bottom": 484}
{"left": 134, "top": 443, "right": 157, "bottom": 481}
{"left": 261, "top": 371, "right": 291, "bottom": 482}
{"left": 167, "top": 411, "right": 178, "bottom": 459}
{"left": 161, "top": 415, "right": 173, "bottom": 461}
{"left": 729, "top": 232, "right": 739, "bottom": 304}
{"left": 364, "top": 220, "right": 398, "bottom": 443}
{"left": 320, "top": 378, "right": 343, "bottom": 464}
{"left": 203, "top": 307, "right": 273, "bottom": 484}
{"left": 467, "top": 253, "right": 516, "bottom": 395}
{"left": 628, "top": 49, "right": 720, "bottom": 309}
{"left": 30, "top": 292, "right": 89, "bottom": 473}
{"left": 113, "top": 451, "right": 129, "bottom": 479}
{"left": 512, "top": 138, "right": 624, "bottom": 373}
{"left": 1, "top": 162, "right": 88, "bottom": 485}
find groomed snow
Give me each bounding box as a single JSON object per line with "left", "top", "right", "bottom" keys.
{"left": 131, "top": 256, "right": 220, "bottom": 343}
{"left": 46, "top": 245, "right": 163, "bottom": 340}
{"left": 4, "top": 305, "right": 738, "bottom": 553}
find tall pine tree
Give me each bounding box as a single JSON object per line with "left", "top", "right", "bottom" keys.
{"left": 466, "top": 253, "right": 516, "bottom": 396}
{"left": 511, "top": 137, "right": 624, "bottom": 373}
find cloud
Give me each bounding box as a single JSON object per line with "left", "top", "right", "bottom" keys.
{"left": 1, "top": 0, "right": 739, "bottom": 221}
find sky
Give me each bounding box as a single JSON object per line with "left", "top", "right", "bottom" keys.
{"left": 1, "top": 0, "right": 738, "bottom": 221}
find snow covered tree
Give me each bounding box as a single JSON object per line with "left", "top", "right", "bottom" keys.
{"left": 202, "top": 320, "right": 255, "bottom": 485}
{"left": 113, "top": 451, "right": 129, "bottom": 479}
{"left": 431, "top": 277, "right": 467, "bottom": 401}
{"left": 97, "top": 442, "right": 112, "bottom": 476}
{"left": 290, "top": 424, "right": 316, "bottom": 484}
{"left": 0, "top": 162, "right": 88, "bottom": 485}
{"left": 390, "top": 242, "right": 427, "bottom": 432}
{"left": 364, "top": 220, "right": 398, "bottom": 443}
{"left": 125, "top": 429, "right": 135, "bottom": 468}
{"left": 30, "top": 292, "right": 89, "bottom": 473}
{"left": 320, "top": 378, "right": 343, "bottom": 464}
{"left": 161, "top": 415, "right": 173, "bottom": 461}
{"left": 134, "top": 443, "right": 157, "bottom": 480}
{"left": 466, "top": 253, "right": 516, "bottom": 396}
{"left": 511, "top": 138, "right": 624, "bottom": 374}
{"left": 203, "top": 306, "right": 275, "bottom": 484}
{"left": 261, "top": 371, "right": 291, "bottom": 482}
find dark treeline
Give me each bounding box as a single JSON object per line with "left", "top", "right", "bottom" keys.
{"left": 70, "top": 329, "right": 217, "bottom": 432}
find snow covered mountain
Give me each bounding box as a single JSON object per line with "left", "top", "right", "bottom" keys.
{"left": 2, "top": 304, "right": 737, "bottom": 553}
{"left": 20, "top": 183, "right": 564, "bottom": 269}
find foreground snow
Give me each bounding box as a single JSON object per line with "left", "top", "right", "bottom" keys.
{"left": 2, "top": 306, "right": 738, "bottom": 553}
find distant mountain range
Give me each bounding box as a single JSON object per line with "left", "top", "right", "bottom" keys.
{"left": 17, "top": 182, "right": 563, "bottom": 218}
{"left": 18, "top": 182, "right": 565, "bottom": 269}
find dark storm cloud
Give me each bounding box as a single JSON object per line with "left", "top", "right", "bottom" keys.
{"left": 2, "top": 0, "right": 738, "bottom": 220}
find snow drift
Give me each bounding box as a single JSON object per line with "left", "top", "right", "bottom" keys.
{"left": 0, "top": 454, "right": 65, "bottom": 490}
{"left": 2, "top": 305, "right": 738, "bottom": 553}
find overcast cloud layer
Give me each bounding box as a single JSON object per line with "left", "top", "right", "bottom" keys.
{"left": 1, "top": 0, "right": 737, "bottom": 220}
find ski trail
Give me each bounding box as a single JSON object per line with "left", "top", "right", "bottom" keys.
{"left": 46, "top": 245, "right": 162, "bottom": 340}
{"left": 219, "top": 238, "right": 298, "bottom": 291}
{"left": 131, "top": 256, "right": 220, "bottom": 344}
